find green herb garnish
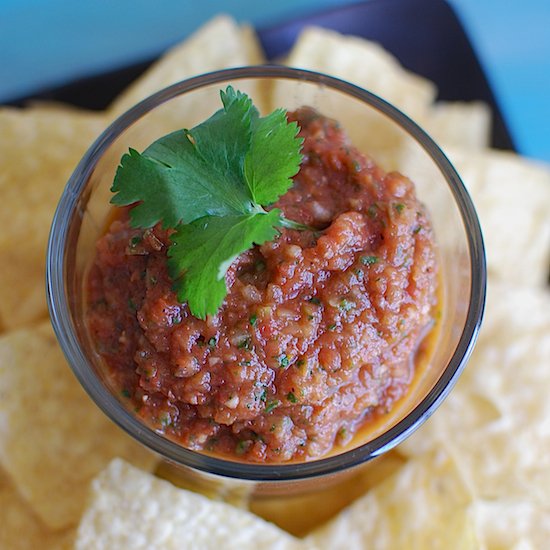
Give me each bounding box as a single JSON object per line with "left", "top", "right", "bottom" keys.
{"left": 237, "top": 337, "right": 252, "bottom": 350}
{"left": 265, "top": 400, "right": 280, "bottom": 413}
{"left": 235, "top": 440, "right": 251, "bottom": 455}
{"left": 360, "top": 255, "right": 379, "bottom": 266}
{"left": 394, "top": 203, "right": 405, "bottom": 214}
{"left": 339, "top": 299, "right": 354, "bottom": 312}
{"left": 278, "top": 354, "right": 290, "bottom": 368}
{"left": 111, "top": 86, "right": 305, "bottom": 319}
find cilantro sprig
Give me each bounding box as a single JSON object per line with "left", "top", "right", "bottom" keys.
{"left": 111, "top": 86, "right": 305, "bottom": 319}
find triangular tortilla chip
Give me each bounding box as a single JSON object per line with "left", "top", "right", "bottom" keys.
{"left": 469, "top": 498, "right": 550, "bottom": 549}
{"left": 1, "top": 474, "right": 75, "bottom": 550}
{"left": 0, "top": 321, "right": 158, "bottom": 529}
{"left": 398, "top": 146, "right": 550, "bottom": 287}
{"left": 273, "top": 26, "right": 436, "bottom": 170}
{"left": 109, "top": 15, "right": 267, "bottom": 121}
{"left": 75, "top": 459, "right": 314, "bottom": 550}
{"left": 307, "top": 450, "right": 476, "bottom": 550}
{"left": 401, "top": 282, "right": 550, "bottom": 505}
{"left": 419, "top": 101, "right": 491, "bottom": 151}
{"left": 0, "top": 106, "right": 105, "bottom": 330}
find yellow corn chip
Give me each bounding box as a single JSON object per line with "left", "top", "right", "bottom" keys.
{"left": 273, "top": 26, "right": 436, "bottom": 170}
{"left": 75, "top": 459, "right": 315, "bottom": 550}
{"left": 398, "top": 146, "right": 550, "bottom": 287}
{"left": 109, "top": 15, "right": 266, "bottom": 121}
{"left": 0, "top": 475, "right": 75, "bottom": 550}
{"left": 0, "top": 321, "right": 158, "bottom": 529}
{"left": 307, "top": 449, "right": 477, "bottom": 549}
{"left": 401, "top": 282, "right": 550, "bottom": 505}
{"left": 469, "top": 499, "right": 550, "bottom": 549}
{"left": 0, "top": 106, "right": 105, "bottom": 330}
{"left": 279, "top": 26, "right": 435, "bottom": 118}
{"left": 249, "top": 451, "right": 406, "bottom": 537}
{"left": 449, "top": 149, "right": 550, "bottom": 287}
{"left": 420, "top": 101, "right": 491, "bottom": 150}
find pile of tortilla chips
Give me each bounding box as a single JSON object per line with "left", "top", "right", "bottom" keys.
{"left": 1, "top": 15, "right": 549, "bottom": 550}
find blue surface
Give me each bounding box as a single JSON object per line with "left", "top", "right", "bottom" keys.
{"left": 1, "top": 0, "right": 549, "bottom": 162}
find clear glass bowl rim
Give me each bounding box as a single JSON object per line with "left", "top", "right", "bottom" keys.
{"left": 47, "top": 65, "right": 486, "bottom": 481}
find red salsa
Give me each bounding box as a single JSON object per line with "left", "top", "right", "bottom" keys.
{"left": 86, "top": 108, "right": 437, "bottom": 462}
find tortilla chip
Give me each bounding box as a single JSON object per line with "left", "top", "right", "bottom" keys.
{"left": 401, "top": 282, "right": 550, "bottom": 505}
{"left": 398, "top": 146, "right": 550, "bottom": 287}
{"left": 273, "top": 27, "right": 436, "bottom": 170}
{"left": 109, "top": 15, "right": 267, "bottom": 121}
{"left": 0, "top": 321, "right": 158, "bottom": 529}
{"left": 249, "top": 451, "right": 406, "bottom": 537}
{"left": 469, "top": 499, "right": 550, "bottom": 549}
{"left": 0, "top": 106, "right": 105, "bottom": 330}
{"left": 279, "top": 26, "right": 435, "bottom": 117}
{"left": 419, "top": 101, "right": 491, "bottom": 151}
{"left": 307, "top": 450, "right": 477, "bottom": 550}
{"left": 449, "top": 149, "right": 550, "bottom": 287}
{"left": 0, "top": 476, "right": 75, "bottom": 550}
{"left": 455, "top": 287, "right": 550, "bottom": 506}
{"left": 75, "top": 459, "right": 314, "bottom": 550}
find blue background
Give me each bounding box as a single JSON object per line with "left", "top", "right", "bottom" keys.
{"left": 1, "top": 0, "right": 548, "bottom": 162}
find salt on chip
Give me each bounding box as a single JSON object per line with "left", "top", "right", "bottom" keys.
{"left": 307, "top": 449, "right": 476, "bottom": 550}
{"left": 0, "top": 321, "right": 158, "bottom": 529}
{"left": 273, "top": 26, "right": 436, "bottom": 170}
{"left": 75, "top": 459, "right": 314, "bottom": 550}
{"left": 398, "top": 146, "right": 550, "bottom": 287}
{"left": 0, "top": 476, "right": 75, "bottom": 550}
{"left": 401, "top": 282, "right": 550, "bottom": 506}
{"left": 109, "top": 15, "right": 267, "bottom": 127}
{"left": 0, "top": 105, "right": 105, "bottom": 330}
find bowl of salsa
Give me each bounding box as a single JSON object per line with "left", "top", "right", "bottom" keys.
{"left": 47, "top": 66, "right": 485, "bottom": 487}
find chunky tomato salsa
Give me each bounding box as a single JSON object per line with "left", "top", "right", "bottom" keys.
{"left": 86, "top": 107, "right": 437, "bottom": 462}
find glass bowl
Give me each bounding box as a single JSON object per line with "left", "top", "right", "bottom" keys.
{"left": 47, "top": 66, "right": 486, "bottom": 491}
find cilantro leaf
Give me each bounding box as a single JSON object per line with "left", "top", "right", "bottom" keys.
{"left": 110, "top": 91, "right": 257, "bottom": 227}
{"left": 112, "top": 86, "right": 305, "bottom": 318}
{"left": 189, "top": 87, "right": 257, "bottom": 185}
{"left": 244, "top": 108, "right": 303, "bottom": 205}
{"left": 168, "top": 210, "right": 281, "bottom": 318}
